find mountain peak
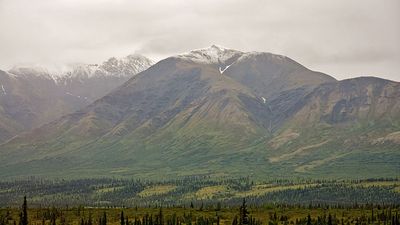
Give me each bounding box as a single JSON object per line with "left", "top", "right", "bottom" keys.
{"left": 63, "top": 54, "right": 153, "bottom": 79}
{"left": 6, "top": 54, "right": 153, "bottom": 81}
{"left": 1, "top": 46, "right": 398, "bottom": 180}
{"left": 176, "top": 45, "right": 243, "bottom": 64}
{"left": 99, "top": 53, "right": 153, "bottom": 77}
{"left": 208, "top": 44, "right": 228, "bottom": 51}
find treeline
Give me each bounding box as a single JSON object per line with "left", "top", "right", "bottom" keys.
{"left": 0, "top": 178, "right": 399, "bottom": 207}
{"left": 1, "top": 197, "right": 399, "bottom": 225}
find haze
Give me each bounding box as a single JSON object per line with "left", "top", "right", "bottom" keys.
{"left": 0, "top": 0, "right": 399, "bottom": 81}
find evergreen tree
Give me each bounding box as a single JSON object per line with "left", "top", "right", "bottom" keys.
{"left": 372, "top": 208, "right": 375, "bottom": 223}
{"left": 19, "top": 213, "right": 23, "bottom": 225}
{"left": 50, "top": 213, "right": 56, "bottom": 225}
{"left": 232, "top": 216, "right": 238, "bottom": 225}
{"left": 158, "top": 208, "right": 163, "bottom": 225}
{"left": 239, "top": 199, "right": 249, "bottom": 225}
{"left": 328, "top": 214, "right": 332, "bottom": 225}
{"left": 20, "top": 196, "right": 28, "bottom": 225}
{"left": 121, "top": 211, "right": 125, "bottom": 225}
{"left": 216, "top": 202, "right": 221, "bottom": 211}
{"left": 102, "top": 212, "right": 107, "bottom": 225}
{"left": 88, "top": 213, "right": 92, "bottom": 225}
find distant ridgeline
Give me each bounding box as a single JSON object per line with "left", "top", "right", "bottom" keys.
{"left": 0, "top": 177, "right": 399, "bottom": 207}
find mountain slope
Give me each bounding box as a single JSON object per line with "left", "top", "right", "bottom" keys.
{"left": 0, "top": 69, "right": 74, "bottom": 142}
{"left": 0, "top": 46, "right": 398, "bottom": 179}
{"left": 0, "top": 54, "right": 153, "bottom": 143}
{"left": 266, "top": 77, "right": 400, "bottom": 177}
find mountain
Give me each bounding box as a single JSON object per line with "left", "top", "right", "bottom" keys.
{"left": 0, "top": 54, "right": 153, "bottom": 143}
{"left": 0, "top": 45, "right": 399, "bottom": 179}
{"left": 55, "top": 54, "right": 153, "bottom": 102}
{"left": 266, "top": 77, "right": 400, "bottom": 177}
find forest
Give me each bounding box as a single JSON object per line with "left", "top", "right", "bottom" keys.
{"left": 0, "top": 196, "right": 399, "bottom": 225}
{"left": 0, "top": 177, "right": 399, "bottom": 207}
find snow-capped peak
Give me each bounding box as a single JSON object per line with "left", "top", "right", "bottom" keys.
{"left": 176, "top": 44, "right": 243, "bottom": 64}
{"left": 7, "top": 54, "right": 153, "bottom": 82}
{"left": 61, "top": 54, "right": 153, "bottom": 80}
{"left": 99, "top": 54, "right": 154, "bottom": 76}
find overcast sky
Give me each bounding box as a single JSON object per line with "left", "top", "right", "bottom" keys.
{"left": 0, "top": 0, "right": 399, "bottom": 81}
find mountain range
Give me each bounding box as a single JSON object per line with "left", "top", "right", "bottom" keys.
{"left": 0, "top": 54, "right": 153, "bottom": 143}
{"left": 0, "top": 45, "right": 399, "bottom": 179}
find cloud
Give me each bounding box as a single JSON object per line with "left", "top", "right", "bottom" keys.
{"left": 0, "top": 0, "right": 399, "bottom": 81}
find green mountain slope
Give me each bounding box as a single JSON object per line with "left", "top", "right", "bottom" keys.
{"left": 265, "top": 77, "right": 400, "bottom": 178}
{"left": 0, "top": 46, "right": 398, "bottom": 179}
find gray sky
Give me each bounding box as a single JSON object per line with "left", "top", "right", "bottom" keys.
{"left": 0, "top": 0, "right": 399, "bottom": 81}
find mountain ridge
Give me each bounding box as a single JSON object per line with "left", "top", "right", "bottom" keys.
{"left": 0, "top": 54, "right": 153, "bottom": 143}
{"left": 0, "top": 46, "right": 399, "bottom": 180}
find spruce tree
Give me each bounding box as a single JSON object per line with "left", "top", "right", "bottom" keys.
{"left": 239, "top": 199, "right": 249, "bottom": 225}
{"left": 20, "top": 196, "right": 28, "bottom": 225}
{"left": 88, "top": 213, "right": 92, "bottom": 225}
{"left": 121, "top": 211, "right": 125, "bottom": 225}
{"left": 158, "top": 208, "right": 163, "bottom": 225}
{"left": 328, "top": 214, "right": 332, "bottom": 225}
{"left": 232, "top": 216, "right": 238, "bottom": 225}
{"left": 50, "top": 213, "right": 56, "bottom": 225}
{"left": 102, "top": 212, "right": 107, "bottom": 225}
{"left": 19, "top": 213, "right": 23, "bottom": 225}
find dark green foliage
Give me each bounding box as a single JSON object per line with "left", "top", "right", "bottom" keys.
{"left": 102, "top": 212, "right": 107, "bottom": 225}
{"left": 19, "top": 196, "right": 28, "bottom": 225}
{"left": 1, "top": 205, "right": 400, "bottom": 225}
{"left": 233, "top": 199, "right": 262, "bottom": 225}
{"left": 232, "top": 216, "right": 238, "bottom": 225}
{"left": 239, "top": 199, "right": 249, "bottom": 225}
{"left": 0, "top": 178, "right": 400, "bottom": 207}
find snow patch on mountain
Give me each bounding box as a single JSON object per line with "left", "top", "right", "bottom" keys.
{"left": 237, "top": 51, "right": 287, "bottom": 62}
{"left": 66, "top": 92, "right": 90, "bottom": 101}
{"left": 7, "top": 54, "right": 153, "bottom": 84}
{"left": 219, "top": 62, "right": 234, "bottom": 74}
{"left": 262, "top": 97, "right": 266, "bottom": 104}
{"left": 175, "top": 45, "right": 289, "bottom": 78}
{"left": 62, "top": 54, "right": 154, "bottom": 80}
{"left": 176, "top": 45, "right": 243, "bottom": 64}
{"left": 1, "top": 85, "right": 6, "bottom": 95}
